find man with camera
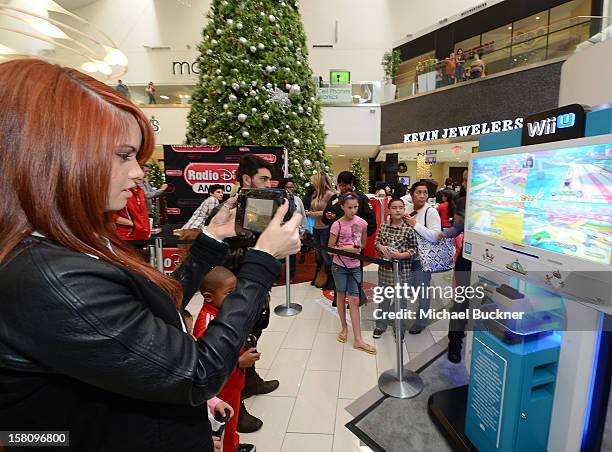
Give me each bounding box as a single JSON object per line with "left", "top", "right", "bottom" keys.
{"left": 232, "top": 154, "right": 282, "bottom": 433}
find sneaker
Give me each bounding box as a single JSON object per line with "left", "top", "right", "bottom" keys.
{"left": 373, "top": 327, "right": 385, "bottom": 339}
{"left": 237, "top": 444, "right": 257, "bottom": 452}
{"left": 242, "top": 371, "right": 279, "bottom": 399}
{"left": 237, "top": 400, "right": 263, "bottom": 433}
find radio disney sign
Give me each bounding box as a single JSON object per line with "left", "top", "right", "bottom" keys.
{"left": 184, "top": 162, "right": 238, "bottom": 194}
{"left": 163, "top": 145, "right": 287, "bottom": 223}
{"left": 521, "top": 104, "right": 588, "bottom": 146}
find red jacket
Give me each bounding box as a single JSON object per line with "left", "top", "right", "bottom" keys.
{"left": 114, "top": 187, "right": 150, "bottom": 240}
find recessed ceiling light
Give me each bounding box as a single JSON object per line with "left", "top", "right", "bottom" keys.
{"left": 338, "top": 154, "right": 345, "bottom": 157}
{"left": 536, "top": 16, "right": 540, "bottom": 20}
{"left": 508, "top": 26, "right": 512, "bottom": 29}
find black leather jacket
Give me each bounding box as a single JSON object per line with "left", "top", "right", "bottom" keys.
{"left": 0, "top": 233, "right": 280, "bottom": 451}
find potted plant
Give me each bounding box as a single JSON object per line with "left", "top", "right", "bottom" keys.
{"left": 381, "top": 49, "right": 401, "bottom": 101}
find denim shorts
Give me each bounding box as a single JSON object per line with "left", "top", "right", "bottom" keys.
{"left": 331, "top": 264, "right": 362, "bottom": 297}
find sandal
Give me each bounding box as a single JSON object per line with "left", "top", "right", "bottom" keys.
{"left": 354, "top": 343, "right": 377, "bottom": 355}
{"left": 337, "top": 328, "right": 348, "bottom": 343}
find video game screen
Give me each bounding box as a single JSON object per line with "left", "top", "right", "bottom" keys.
{"left": 467, "top": 142, "right": 612, "bottom": 265}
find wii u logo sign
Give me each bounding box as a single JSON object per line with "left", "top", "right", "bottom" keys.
{"left": 526, "top": 113, "right": 576, "bottom": 137}
{"left": 522, "top": 104, "right": 587, "bottom": 146}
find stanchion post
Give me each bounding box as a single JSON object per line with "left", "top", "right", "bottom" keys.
{"left": 274, "top": 255, "right": 302, "bottom": 317}
{"left": 154, "top": 237, "right": 164, "bottom": 273}
{"left": 148, "top": 245, "right": 156, "bottom": 268}
{"left": 378, "top": 259, "right": 424, "bottom": 399}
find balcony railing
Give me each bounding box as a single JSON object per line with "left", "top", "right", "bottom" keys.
{"left": 395, "top": 16, "right": 611, "bottom": 100}
{"left": 113, "top": 81, "right": 382, "bottom": 107}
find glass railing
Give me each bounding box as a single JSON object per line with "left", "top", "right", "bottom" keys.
{"left": 113, "top": 81, "right": 382, "bottom": 107}
{"left": 396, "top": 16, "right": 611, "bottom": 100}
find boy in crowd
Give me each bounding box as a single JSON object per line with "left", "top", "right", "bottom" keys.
{"left": 182, "top": 184, "right": 225, "bottom": 230}
{"left": 194, "top": 267, "right": 260, "bottom": 452}
{"left": 373, "top": 198, "right": 418, "bottom": 339}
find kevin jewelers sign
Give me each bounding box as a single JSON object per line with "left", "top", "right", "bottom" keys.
{"left": 404, "top": 118, "right": 524, "bottom": 143}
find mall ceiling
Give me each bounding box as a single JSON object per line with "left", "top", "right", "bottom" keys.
{"left": 55, "top": 0, "right": 98, "bottom": 11}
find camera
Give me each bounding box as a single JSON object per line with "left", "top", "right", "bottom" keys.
{"left": 235, "top": 188, "right": 296, "bottom": 235}
{"left": 245, "top": 334, "right": 258, "bottom": 351}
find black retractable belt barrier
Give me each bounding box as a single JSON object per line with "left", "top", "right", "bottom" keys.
{"left": 132, "top": 232, "right": 424, "bottom": 396}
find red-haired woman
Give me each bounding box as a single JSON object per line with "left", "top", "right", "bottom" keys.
{"left": 0, "top": 59, "right": 301, "bottom": 451}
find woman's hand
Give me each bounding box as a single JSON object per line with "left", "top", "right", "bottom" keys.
{"left": 437, "top": 232, "right": 445, "bottom": 241}
{"left": 214, "top": 400, "right": 234, "bottom": 419}
{"left": 254, "top": 201, "right": 302, "bottom": 258}
{"left": 403, "top": 214, "right": 417, "bottom": 228}
{"left": 205, "top": 196, "right": 238, "bottom": 240}
{"left": 377, "top": 245, "right": 390, "bottom": 257}
{"left": 212, "top": 436, "right": 222, "bottom": 451}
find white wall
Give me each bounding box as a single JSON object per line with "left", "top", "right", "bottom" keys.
{"left": 558, "top": 39, "right": 612, "bottom": 108}
{"left": 143, "top": 106, "right": 190, "bottom": 146}
{"left": 322, "top": 106, "right": 380, "bottom": 145}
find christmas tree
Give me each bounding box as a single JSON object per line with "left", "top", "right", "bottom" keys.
{"left": 350, "top": 159, "right": 367, "bottom": 193}
{"left": 147, "top": 159, "right": 167, "bottom": 225}
{"left": 186, "top": 0, "right": 330, "bottom": 195}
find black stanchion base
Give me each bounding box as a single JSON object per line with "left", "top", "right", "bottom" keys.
{"left": 427, "top": 385, "right": 477, "bottom": 452}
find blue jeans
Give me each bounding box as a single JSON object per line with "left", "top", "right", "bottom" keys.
{"left": 331, "top": 264, "right": 361, "bottom": 297}
{"left": 312, "top": 227, "right": 331, "bottom": 273}
{"left": 412, "top": 259, "right": 432, "bottom": 328}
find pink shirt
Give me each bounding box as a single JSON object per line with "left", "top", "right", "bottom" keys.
{"left": 330, "top": 216, "right": 367, "bottom": 268}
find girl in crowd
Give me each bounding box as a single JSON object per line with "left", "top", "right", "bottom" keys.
{"left": 306, "top": 172, "right": 335, "bottom": 285}
{"left": 403, "top": 181, "right": 443, "bottom": 334}
{"left": 0, "top": 59, "right": 301, "bottom": 451}
{"left": 437, "top": 191, "right": 455, "bottom": 229}
{"left": 328, "top": 193, "right": 375, "bottom": 355}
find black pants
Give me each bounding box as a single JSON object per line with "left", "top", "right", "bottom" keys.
{"left": 448, "top": 249, "right": 472, "bottom": 335}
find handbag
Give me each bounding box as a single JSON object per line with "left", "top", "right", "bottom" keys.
{"left": 416, "top": 207, "right": 455, "bottom": 273}
{"left": 314, "top": 264, "right": 328, "bottom": 289}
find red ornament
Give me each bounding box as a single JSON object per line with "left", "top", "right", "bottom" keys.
{"left": 284, "top": 79, "right": 288, "bottom": 84}
{"left": 211, "top": 90, "right": 217, "bottom": 97}
{"left": 275, "top": 31, "right": 280, "bottom": 37}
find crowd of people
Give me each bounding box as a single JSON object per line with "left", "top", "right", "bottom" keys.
{"left": 0, "top": 58, "right": 472, "bottom": 452}
{"left": 442, "top": 49, "right": 486, "bottom": 86}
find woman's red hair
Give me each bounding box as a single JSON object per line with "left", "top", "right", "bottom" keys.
{"left": 0, "top": 59, "right": 182, "bottom": 306}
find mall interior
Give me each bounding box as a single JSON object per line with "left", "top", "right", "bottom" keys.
{"left": 0, "top": 0, "right": 611, "bottom": 451}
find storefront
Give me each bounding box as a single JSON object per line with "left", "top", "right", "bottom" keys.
{"left": 375, "top": 59, "right": 564, "bottom": 192}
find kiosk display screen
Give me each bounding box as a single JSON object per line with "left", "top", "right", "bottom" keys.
{"left": 467, "top": 142, "right": 612, "bottom": 265}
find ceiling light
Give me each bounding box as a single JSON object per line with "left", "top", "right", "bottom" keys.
{"left": 338, "top": 154, "right": 345, "bottom": 157}
{"left": 103, "top": 46, "right": 128, "bottom": 67}
{"left": 508, "top": 26, "right": 512, "bottom": 30}
{"left": 81, "top": 61, "right": 97, "bottom": 73}
{"left": 0, "top": 44, "right": 16, "bottom": 55}
{"left": 536, "top": 16, "right": 540, "bottom": 20}
{"left": 94, "top": 60, "right": 112, "bottom": 75}
{"left": 26, "top": 17, "right": 70, "bottom": 39}
{"left": 160, "top": 95, "right": 170, "bottom": 100}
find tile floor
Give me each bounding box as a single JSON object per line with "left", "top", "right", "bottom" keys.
{"left": 188, "top": 282, "right": 449, "bottom": 452}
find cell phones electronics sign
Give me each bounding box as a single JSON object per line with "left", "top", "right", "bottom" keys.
{"left": 521, "top": 104, "right": 589, "bottom": 146}
{"left": 163, "top": 145, "right": 287, "bottom": 223}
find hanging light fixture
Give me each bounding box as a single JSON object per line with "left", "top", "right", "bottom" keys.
{"left": 0, "top": 0, "right": 128, "bottom": 80}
